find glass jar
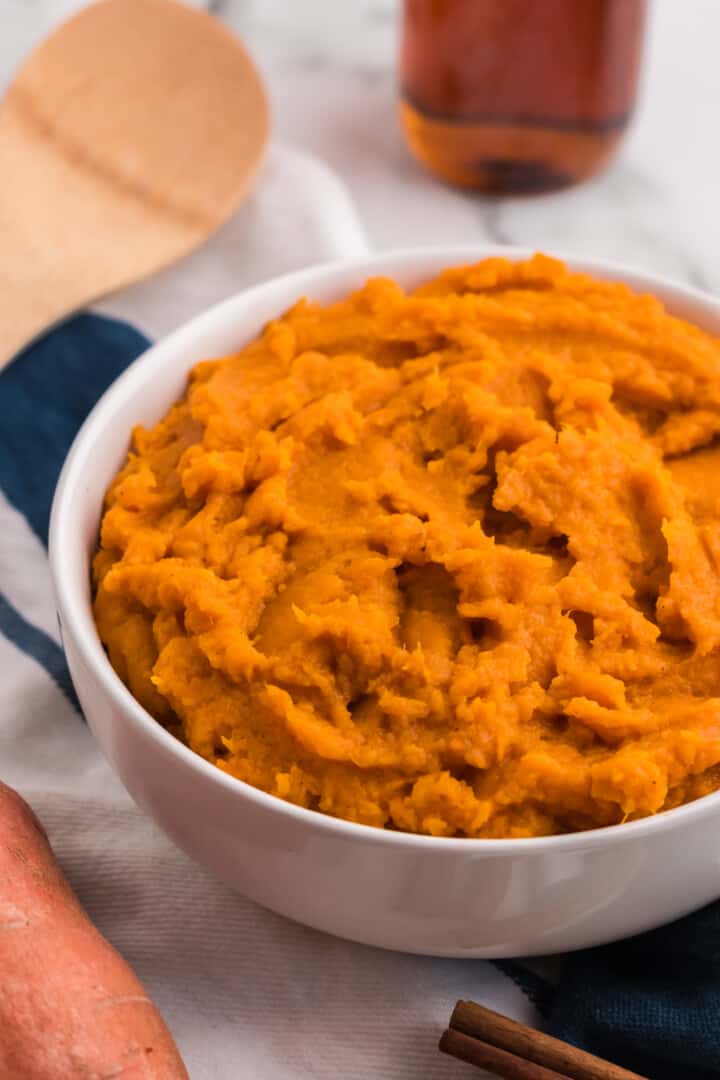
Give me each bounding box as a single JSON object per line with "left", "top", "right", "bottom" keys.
{"left": 399, "top": 0, "right": 647, "bottom": 194}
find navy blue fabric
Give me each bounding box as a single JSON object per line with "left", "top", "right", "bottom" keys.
{"left": 0, "top": 313, "right": 149, "bottom": 545}
{"left": 492, "top": 959, "right": 555, "bottom": 1016}
{"left": 546, "top": 903, "right": 720, "bottom": 1079}
{"left": 2, "top": 314, "right": 720, "bottom": 1078}
{"left": 0, "top": 313, "right": 149, "bottom": 712}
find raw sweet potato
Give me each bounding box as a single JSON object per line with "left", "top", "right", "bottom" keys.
{"left": 0, "top": 780, "right": 188, "bottom": 1079}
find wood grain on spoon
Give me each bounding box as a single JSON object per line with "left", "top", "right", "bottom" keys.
{"left": 0, "top": 0, "right": 269, "bottom": 369}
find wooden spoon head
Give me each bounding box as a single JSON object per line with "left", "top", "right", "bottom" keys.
{"left": 0, "top": 0, "right": 269, "bottom": 367}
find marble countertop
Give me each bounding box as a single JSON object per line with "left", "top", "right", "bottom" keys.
{"left": 3, "top": 0, "right": 719, "bottom": 292}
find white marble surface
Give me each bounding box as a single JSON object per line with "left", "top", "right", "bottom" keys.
{"left": 2, "top": 0, "right": 719, "bottom": 294}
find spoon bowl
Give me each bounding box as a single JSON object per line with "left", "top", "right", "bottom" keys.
{"left": 0, "top": 0, "right": 268, "bottom": 369}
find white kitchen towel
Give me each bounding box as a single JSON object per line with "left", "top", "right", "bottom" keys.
{"left": 0, "top": 142, "right": 542, "bottom": 1080}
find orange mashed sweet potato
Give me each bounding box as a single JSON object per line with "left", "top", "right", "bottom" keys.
{"left": 94, "top": 255, "right": 720, "bottom": 838}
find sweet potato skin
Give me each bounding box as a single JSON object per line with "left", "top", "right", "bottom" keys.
{"left": 0, "top": 781, "right": 189, "bottom": 1079}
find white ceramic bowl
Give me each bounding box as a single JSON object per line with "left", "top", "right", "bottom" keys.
{"left": 50, "top": 246, "right": 720, "bottom": 957}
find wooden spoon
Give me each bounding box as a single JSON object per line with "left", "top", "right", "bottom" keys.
{"left": 0, "top": 0, "right": 269, "bottom": 369}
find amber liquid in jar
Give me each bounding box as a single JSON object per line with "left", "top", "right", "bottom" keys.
{"left": 400, "top": 0, "right": 647, "bottom": 193}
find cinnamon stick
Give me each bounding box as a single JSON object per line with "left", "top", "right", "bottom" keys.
{"left": 439, "top": 1028, "right": 570, "bottom": 1079}
{"left": 447, "top": 1001, "right": 647, "bottom": 1080}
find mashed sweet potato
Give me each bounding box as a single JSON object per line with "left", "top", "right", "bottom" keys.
{"left": 93, "top": 255, "right": 720, "bottom": 837}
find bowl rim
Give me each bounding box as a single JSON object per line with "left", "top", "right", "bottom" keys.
{"left": 49, "top": 242, "right": 720, "bottom": 854}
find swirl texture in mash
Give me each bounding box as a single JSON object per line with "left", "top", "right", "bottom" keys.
{"left": 94, "top": 255, "right": 720, "bottom": 837}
